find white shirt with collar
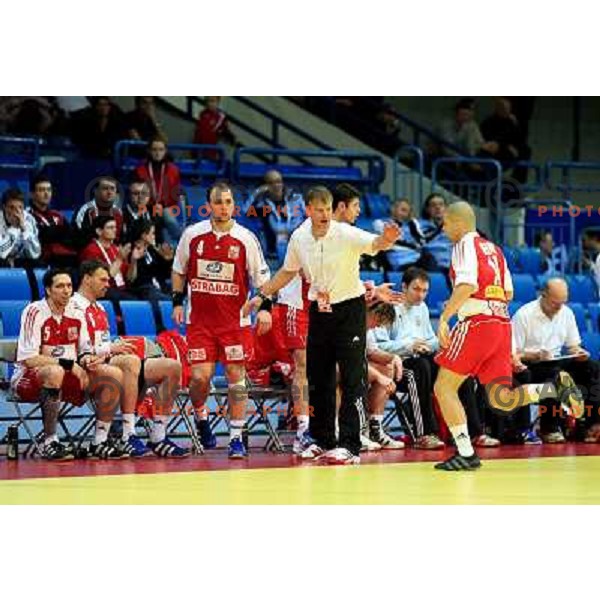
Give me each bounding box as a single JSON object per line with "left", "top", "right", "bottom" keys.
{"left": 283, "top": 219, "right": 377, "bottom": 305}
{"left": 512, "top": 298, "right": 581, "bottom": 358}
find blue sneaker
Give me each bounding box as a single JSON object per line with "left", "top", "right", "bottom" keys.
{"left": 197, "top": 420, "right": 217, "bottom": 449}
{"left": 148, "top": 438, "right": 191, "bottom": 458}
{"left": 522, "top": 429, "right": 543, "bottom": 445}
{"left": 228, "top": 437, "right": 247, "bottom": 459}
{"left": 119, "top": 435, "right": 151, "bottom": 458}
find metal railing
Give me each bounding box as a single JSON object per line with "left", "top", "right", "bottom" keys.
{"left": 393, "top": 145, "right": 424, "bottom": 209}
{"left": 0, "top": 136, "right": 41, "bottom": 170}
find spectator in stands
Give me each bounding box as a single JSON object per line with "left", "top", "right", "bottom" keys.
{"left": 437, "top": 98, "right": 499, "bottom": 158}
{"left": 0, "top": 187, "right": 42, "bottom": 267}
{"left": 512, "top": 278, "right": 600, "bottom": 443}
{"left": 72, "top": 176, "right": 124, "bottom": 248}
{"left": 373, "top": 198, "right": 422, "bottom": 270}
{"left": 134, "top": 136, "right": 182, "bottom": 246}
{"left": 128, "top": 220, "right": 173, "bottom": 302}
{"left": 70, "top": 97, "right": 128, "bottom": 159}
{"left": 419, "top": 193, "right": 452, "bottom": 273}
{"left": 8, "top": 97, "right": 57, "bottom": 137}
{"left": 537, "top": 230, "right": 567, "bottom": 275}
{"left": 126, "top": 97, "right": 163, "bottom": 142}
{"left": 248, "top": 169, "right": 305, "bottom": 260}
{"left": 193, "top": 96, "right": 237, "bottom": 153}
{"left": 122, "top": 180, "right": 164, "bottom": 244}
{"left": 28, "top": 174, "right": 78, "bottom": 267}
{"left": 79, "top": 216, "right": 136, "bottom": 302}
{"left": 481, "top": 97, "right": 531, "bottom": 184}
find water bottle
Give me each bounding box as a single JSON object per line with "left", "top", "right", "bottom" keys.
{"left": 7, "top": 425, "right": 19, "bottom": 460}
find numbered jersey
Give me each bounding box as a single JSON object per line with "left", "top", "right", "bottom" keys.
{"left": 173, "top": 220, "right": 270, "bottom": 333}
{"left": 449, "top": 232, "right": 513, "bottom": 321}
{"left": 12, "top": 299, "right": 92, "bottom": 383}
{"left": 69, "top": 293, "right": 112, "bottom": 357}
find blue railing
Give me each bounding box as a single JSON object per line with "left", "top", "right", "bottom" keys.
{"left": 546, "top": 161, "right": 600, "bottom": 195}
{"left": 114, "top": 140, "right": 227, "bottom": 179}
{"left": 185, "top": 97, "right": 333, "bottom": 160}
{"left": 232, "top": 147, "right": 385, "bottom": 190}
{"left": 0, "top": 137, "right": 41, "bottom": 170}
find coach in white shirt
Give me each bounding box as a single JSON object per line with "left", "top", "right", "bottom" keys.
{"left": 512, "top": 278, "right": 600, "bottom": 443}
{"left": 246, "top": 186, "right": 400, "bottom": 464}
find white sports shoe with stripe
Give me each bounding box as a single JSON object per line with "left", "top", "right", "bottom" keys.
{"left": 361, "top": 434, "right": 382, "bottom": 452}
{"left": 322, "top": 447, "right": 360, "bottom": 465}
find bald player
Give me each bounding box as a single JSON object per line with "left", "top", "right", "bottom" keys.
{"left": 432, "top": 202, "right": 574, "bottom": 471}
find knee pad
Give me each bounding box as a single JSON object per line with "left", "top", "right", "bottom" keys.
{"left": 228, "top": 379, "right": 247, "bottom": 392}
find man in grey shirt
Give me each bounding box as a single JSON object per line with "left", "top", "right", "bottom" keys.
{"left": 0, "top": 187, "right": 41, "bottom": 267}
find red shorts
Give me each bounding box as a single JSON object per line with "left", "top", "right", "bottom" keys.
{"left": 435, "top": 317, "right": 512, "bottom": 385}
{"left": 13, "top": 368, "right": 86, "bottom": 406}
{"left": 187, "top": 326, "right": 253, "bottom": 365}
{"left": 277, "top": 303, "right": 308, "bottom": 351}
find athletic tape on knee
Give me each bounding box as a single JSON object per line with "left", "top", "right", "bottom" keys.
{"left": 228, "top": 379, "right": 247, "bottom": 391}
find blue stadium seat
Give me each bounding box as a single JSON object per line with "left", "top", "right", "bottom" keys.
{"left": 364, "top": 194, "right": 390, "bottom": 219}
{"left": 386, "top": 272, "right": 403, "bottom": 288}
{"left": 567, "top": 275, "right": 598, "bottom": 304}
{"left": 355, "top": 217, "right": 375, "bottom": 232}
{"left": 512, "top": 274, "right": 537, "bottom": 303}
{"left": 98, "top": 301, "right": 118, "bottom": 336}
{"left": 34, "top": 268, "right": 45, "bottom": 299}
{"left": 0, "top": 269, "right": 31, "bottom": 300}
{"left": 588, "top": 303, "right": 600, "bottom": 333}
{"left": 119, "top": 301, "right": 156, "bottom": 337}
{"left": 518, "top": 247, "right": 543, "bottom": 275}
{"left": 360, "top": 271, "right": 384, "bottom": 285}
{"left": 569, "top": 303, "right": 588, "bottom": 334}
{"left": 502, "top": 246, "right": 519, "bottom": 274}
{"left": 0, "top": 300, "right": 29, "bottom": 337}
{"left": 508, "top": 301, "right": 523, "bottom": 317}
{"left": 158, "top": 300, "right": 185, "bottom": 333}
{"left": 581, "top": 332, "right": 600, "bottom": 360}
{"left": 427, "top": 273, "right": 451, "bottom": 308}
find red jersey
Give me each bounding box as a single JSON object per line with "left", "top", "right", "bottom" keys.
{"left": 173, "top": 220, "right": 270, "bottom": 334}
{"left": 12, "top": 299, "right": 92, "bottom": 384}
{"left": 134, "top": 161, "right": 181, "bottom": 207}
{"left": 70, "top": 292, "right": 112, "bottom": 357}
{"left": 28, "top": 206, "right": 77, "bottom": 261}
{"left": 450, "top": 232, "right": 513, "bottom": 321}
{"left": 79, "top": 240, "right": 129, "bottom": 288}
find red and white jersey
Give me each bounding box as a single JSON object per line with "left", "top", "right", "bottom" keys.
{"left": 69, "top": 292, "right": 112, "bottom": 357}
{"left": 173, "top": 220, "right": 270, "bottom": 332}
{"left": 12, "top": 299, "right": 92, "bottom": 383}
{"left": 277, "top": 274, "right": 310, "bottom": 312}
{"left": 450, "top": 231, "right": 513, "bottom": 321}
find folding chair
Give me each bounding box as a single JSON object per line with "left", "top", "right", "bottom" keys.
{"left": 381, "top": 391, "right": 417, "bottom": 443}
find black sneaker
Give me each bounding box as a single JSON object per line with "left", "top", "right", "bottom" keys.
{"left": 42, "top": 441, "right": 74, "bottom": 461}
{"left": 434, "top": 453, "right": 481, "bottom": 471}
{"left": 89, "top": 440, "right": 126, "bottom": 460}
{"left": 197, "top": 419, "right": 217, "bottom": 449}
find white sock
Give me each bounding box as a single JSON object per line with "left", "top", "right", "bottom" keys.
{"left": 450, "top": 424, "right": 475, "bottom": 457}
{"left": 230, "top": 420, "right": 244, "bottom": 441}
{"left": 94, "top": 420, "right": 111, "bottom": 445}
{"left": 297, "top": 415, "right": 309, "bottom": 437}
{"left": 122, "top": 413, "right": 136, "bottom": 440}
{"left": 150, "top": 415, "right": 168, "bottom": 444}
{"left": 370, "top": 415, "right": 384, "bottom": 425}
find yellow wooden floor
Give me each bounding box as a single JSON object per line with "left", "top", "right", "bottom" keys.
{"left": 1, "top": 456, "right": 599, "bottom": 504}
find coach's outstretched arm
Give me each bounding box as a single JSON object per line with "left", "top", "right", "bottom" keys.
{"left": 437, "top": 283, "right": 477, "bottom": 348}
{"left": 243, "top": 267, "right": 297, "bottom": 316}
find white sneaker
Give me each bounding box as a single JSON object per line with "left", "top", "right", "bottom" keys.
{"left": 293, "top": 431, "right": 316, "bottom": 455}
{"left": 361, "top": 434, "right": 381, "bottom": 452}
{"left": 323, "top": 447, "right": 360, "bottom": 465}
{"left": 299, "top": 443, "right": 324, "bottom": 459}
{"left": 372, "top": 430, "right": 405, "bottom": 449}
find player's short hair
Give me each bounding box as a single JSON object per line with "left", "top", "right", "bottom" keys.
{"left": 207, "top": 181, "right": 233, "bottom": 203}
{"left": 368, "top": 301, "right": 396, "bottom": 327}
{"left": 306, "top": 186, "right": 333, "bottom": 207}
{"left": 42, "top": 267, "right": 72, "bottom": 293}
{"left": 421, "top": 193, "right": 446, "bottom": 219}
{"left": 80, "top": 260, "right": 110, "bottom": 281}
{"left": 332, "top": 183, "right": 360, "bottom": 211}
{"left": 1, "top": 187, "right": 25, "bottom": 205}
{"left": 31, "top": 173, "right": 52, "bottom": 190}
{"left": 402, "top": 267, "right": 430, "bottom": 287}
{"left": 92, "top": 215, "right": 117, "bottom": 235}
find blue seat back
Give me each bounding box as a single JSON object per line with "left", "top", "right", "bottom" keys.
{"left": 0, "top": 269, "right": 31, "bottom": 300}
{"left": 0, "top": 300, "right": 29, "bottom": 337}
{"left": 119, "top": 301, "right": 156, "bottom": 337}
{"left": 512, "top": 274, "right": 537, "bottom": 303}
{"left": 569, "top": 303, "right": 588, "bottom": 334}
{"left": 98, "top": 301, "right": 118, "bottom": 336}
